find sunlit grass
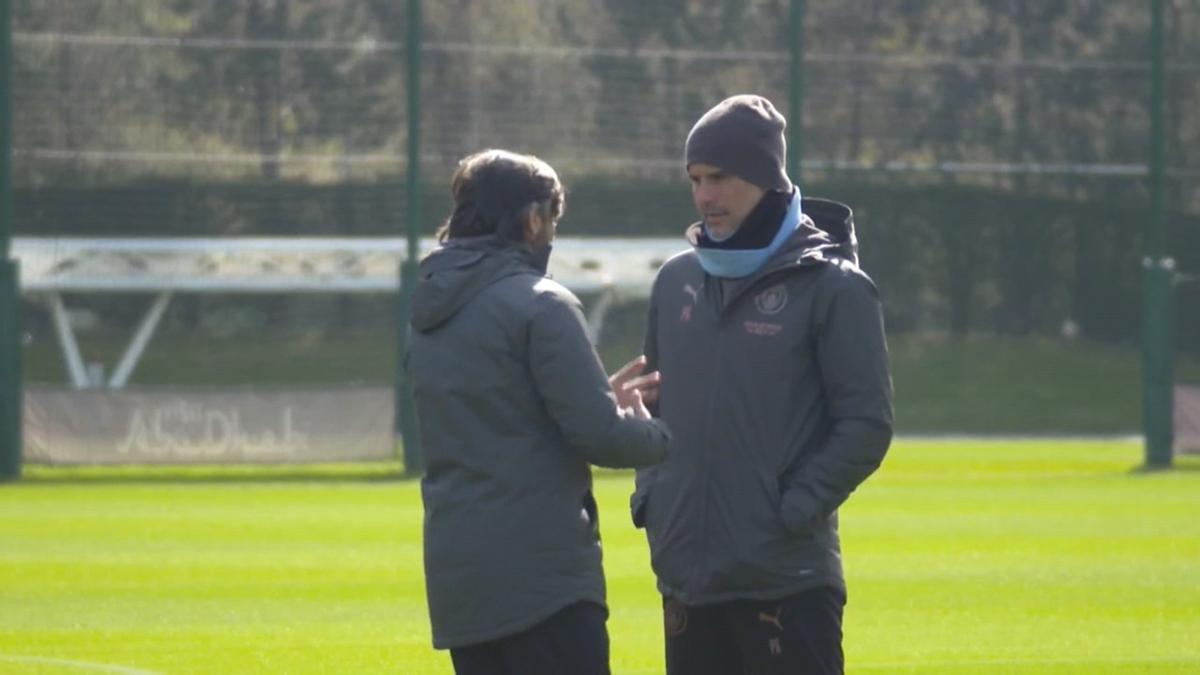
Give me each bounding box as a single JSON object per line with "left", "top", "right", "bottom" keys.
{"left": 2, "top": 441, "right": 1199, "bottom": 673}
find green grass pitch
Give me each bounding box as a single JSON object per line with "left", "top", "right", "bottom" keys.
{"left": 2, "top": 440, "right": 1199, "bottom": 674}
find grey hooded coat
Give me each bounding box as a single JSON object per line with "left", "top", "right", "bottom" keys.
{"left": 633, "top": 197, "right": 893, "bottom": 605}
{"left": 407, "top": 236, "right": 671, "bottom": 649}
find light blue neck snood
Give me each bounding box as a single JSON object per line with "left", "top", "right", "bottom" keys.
{"left": 693, "top": 190, "right": 802, "bottom": 279}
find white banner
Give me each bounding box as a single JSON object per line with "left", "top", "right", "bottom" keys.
{"left": 24, "top": 386, "right": 394, "bottom": 464}
{"left": 1176, "top": 384, "right": 1200, "bottom": 455}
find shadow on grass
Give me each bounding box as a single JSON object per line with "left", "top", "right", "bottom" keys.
{"left": 1127, "top": 455, "right": 1200, "bottom": 475}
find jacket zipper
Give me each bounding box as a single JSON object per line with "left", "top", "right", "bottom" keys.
{"left": 690, "top": 262, "right": 810, "bottom": 596}
{"left": 692, "top": 275, "right": 723, "bottom": 597}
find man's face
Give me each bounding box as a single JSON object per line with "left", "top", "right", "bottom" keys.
{"left": 687, "top": 163, "right": 766, "bottom": 240}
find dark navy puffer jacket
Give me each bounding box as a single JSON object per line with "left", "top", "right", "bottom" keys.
{"left": 633, "top": 198, "right": 893, "bottom": 605}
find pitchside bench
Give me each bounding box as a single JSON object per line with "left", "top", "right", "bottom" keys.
{"left": 13, "top": 236, "right": 683, "bottom": 389}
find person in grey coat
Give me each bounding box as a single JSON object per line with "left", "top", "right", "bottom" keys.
{"left": 632, "top": 95, "right": 894, "bottom": 674}
{"left": 406, "top": 149, "right": 671, "bottom": 675}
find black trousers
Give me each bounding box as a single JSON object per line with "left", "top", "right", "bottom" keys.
{"left": 664, "top": 586, "right": 846, "bottom": 675}
{"left": 449, "top": 601, "right": 610, "bottom": 675}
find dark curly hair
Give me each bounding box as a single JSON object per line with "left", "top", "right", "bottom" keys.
{"left": 436, "top": 149, "right": 565, "bottom": 244}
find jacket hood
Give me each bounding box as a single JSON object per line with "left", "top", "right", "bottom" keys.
{"left": 769, "top": 197, "right": 858, "bottom": 269}
{"left": 410, "top": 236, "right": 537, "bottom": 332}
{"left": 794, "top": 197, "right": 858, "bottom": 265}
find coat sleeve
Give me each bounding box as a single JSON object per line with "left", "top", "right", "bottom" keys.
{"left": 779, "top": 267, "right": 894, "bottom": 535}
{"left": 630, "top": 279, "right": 663, "bottom": 527}
{"left": 528, "top": 291, "right": 671, "bottom": 470}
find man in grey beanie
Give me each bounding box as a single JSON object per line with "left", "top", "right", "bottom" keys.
{"left": 631, "top": 94, "right": 894, "bottom": 674}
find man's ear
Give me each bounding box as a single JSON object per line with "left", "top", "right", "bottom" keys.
{"left": 522, "top": 212, "right": 538, "bottom": 244}
{"left": 524, "top": 210, "right": 550, "bottom": 246}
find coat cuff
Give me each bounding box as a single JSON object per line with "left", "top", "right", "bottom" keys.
{"left": 630, "top": 490, "right": 649, "bottom": 529}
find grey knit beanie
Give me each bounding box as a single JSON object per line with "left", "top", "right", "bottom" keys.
{"left": 685, "top": 94, "right": 791, "bottom": 192}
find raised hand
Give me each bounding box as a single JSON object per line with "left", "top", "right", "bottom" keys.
{"left": 609, "top": 355, "right": 661, "bottom": 408}
{"left": 620, "top": 388, "right": 653, "bottom": 420}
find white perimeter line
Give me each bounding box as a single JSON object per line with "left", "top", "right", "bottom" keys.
{"left": 855, "top": 655, "right": 1199, "bottom": 670}
{"left": 0, "top": 654, "right": 165, "bottom": 675}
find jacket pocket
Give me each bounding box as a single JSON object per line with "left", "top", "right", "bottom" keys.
{"left": 777, "top": 477, "right": 822, "bottom": 537}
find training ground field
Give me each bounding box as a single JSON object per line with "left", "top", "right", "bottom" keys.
{"left": 2, "top": 440, "right": 1199, "bottom": 674}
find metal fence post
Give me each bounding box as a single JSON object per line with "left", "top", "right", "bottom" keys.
{"left": 0, "top": 0, "right": 22, "bottom": 481}
{"left": 787, "top": 0, "right": 806, "bottom": 185}
{"left": 396, "top": 0, "right": 423, "bottom": 475}
{"left": 1143, "top": 0, "right": 1173, "bottom": 468}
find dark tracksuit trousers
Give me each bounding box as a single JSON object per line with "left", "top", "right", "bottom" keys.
{"left": 665, "top": 586, "right": 846, "bottom": 675}
{"left": 449, "top": 602, "right": 609, "bottom": 675}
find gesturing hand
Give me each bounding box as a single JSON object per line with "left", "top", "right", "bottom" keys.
{"left": 620, "top": 388, "right": 652, "bottom": 420}
{"left": 609, "top": 355, "right": 660, "bottom": 409}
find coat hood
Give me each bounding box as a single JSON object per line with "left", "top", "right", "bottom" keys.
{"left": 410, "top": 237, "right": 537, "bottom": 332}
{"left": 766, "top": 196, "right": 859, "bottom": 270}
{"left": 793, "top": 197, "right": 858, "bottom": 265}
